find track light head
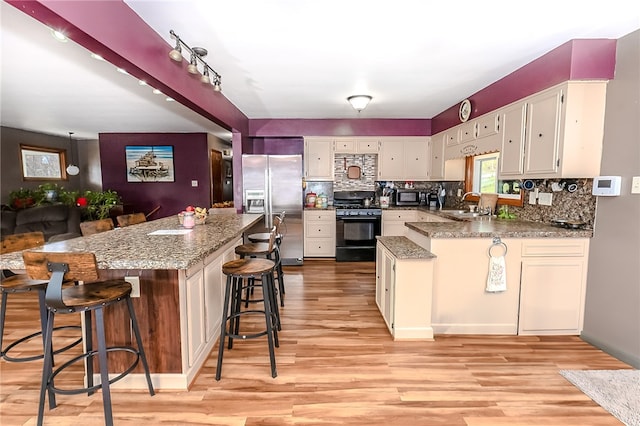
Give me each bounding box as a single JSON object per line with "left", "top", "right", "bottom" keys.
{"left": 213, "top": 76, "right": 222, "bottom": 92}
{"left": 200, "top": 67, "right": 211, "bottom": 84}
{"left": 187, "top": 53, "right": 199, "bottom": 74}
{"left": 169, "top": 39, "right": 182, "bottom": 62}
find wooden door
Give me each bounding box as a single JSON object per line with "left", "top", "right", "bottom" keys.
{"left": 210, "top": 149, "right": 223, "bottom": 204}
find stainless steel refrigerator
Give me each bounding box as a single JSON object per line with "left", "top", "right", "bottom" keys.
{"left": 242, "top": 154, "right": 304, "bottom": 265}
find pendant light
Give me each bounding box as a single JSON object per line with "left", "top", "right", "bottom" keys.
{"left": 66, "top": 132, "right": 80, "bottom": 176}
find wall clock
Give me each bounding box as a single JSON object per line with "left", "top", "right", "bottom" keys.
{"left": 458, "top": 99, "right": 472, "bottom": 122}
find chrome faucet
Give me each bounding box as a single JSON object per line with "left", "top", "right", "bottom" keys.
{"left": 461, "top": 191, "right": 480, "bottom": 201}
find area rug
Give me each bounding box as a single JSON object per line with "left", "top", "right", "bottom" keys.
{"left": 560, "top": 369, "right": 640, "bottom": 426}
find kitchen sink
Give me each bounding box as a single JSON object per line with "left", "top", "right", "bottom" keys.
{"left": 441, "top": 209, "right": 493, "bottom": 221}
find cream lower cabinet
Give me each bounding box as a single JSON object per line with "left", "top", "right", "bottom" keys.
{"left": 180, "top": 237, "right": 241, "bottom": 381}
{"left": 382, "top": 210, "right": 417, "bottom": 236}
{"left": 376, "top": 241, "right": 434, "bottom": 340}
{"left": 425, "top": 237, "right": 523, "bottom": 335}
{"left": 303, "top": 210, "right": 336, "bottom": 257}
{"left": 518, "top": 239, "right": 589, "bottom": 335}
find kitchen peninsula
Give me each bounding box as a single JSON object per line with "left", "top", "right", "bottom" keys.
{"left": 376, "top": 214, "right": 591, "bottom": 340}
{"left": 0, "top": 213, "right": 262, "bottom": 390}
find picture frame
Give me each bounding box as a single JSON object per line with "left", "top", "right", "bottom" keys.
{"left": 126, "top": 145, "right": 175, "bottom": 182}
{"left": 20, "top": 144, "right": 67, "bottom": 180}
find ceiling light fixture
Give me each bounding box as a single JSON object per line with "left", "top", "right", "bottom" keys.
{"left": 51, "top": 29, "right": 67, "bottom": 42}
{"left": 347, "top": 95, "right": 372, "bottom": 112}
{"left": 66, "top": 132, "right": 79, "bottom": 176}
{"left": 168, "top": 30, "right": 222, "bottom": 92}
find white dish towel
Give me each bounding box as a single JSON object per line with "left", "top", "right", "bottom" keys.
{"left": 486, "top": 254, "right": 507, "bottom": 292}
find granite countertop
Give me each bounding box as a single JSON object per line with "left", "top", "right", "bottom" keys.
{"left": 405, "top": 219, "right": 593, "bottom": 238}
{"left": 0, "top": 214, "right": 262, "bottom": 271}
{"left": 377, "top": 236, "right": 437, "bottom": 260}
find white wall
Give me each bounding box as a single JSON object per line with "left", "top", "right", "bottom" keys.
{"left": 582, "top": 30, "right": 640, "bottom": 368}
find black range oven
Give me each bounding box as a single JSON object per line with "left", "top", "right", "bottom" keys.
{"left": 334, "top": 191, "right": 382, "bottom": 262}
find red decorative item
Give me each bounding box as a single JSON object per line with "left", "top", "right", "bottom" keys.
{"left": 76, "top": 197, "right": 88, "bottom": 207}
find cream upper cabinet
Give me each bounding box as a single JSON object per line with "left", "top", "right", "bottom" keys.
{"left": 429, "top": 136, "right": 445, "bottom": 180}
{"left": 378, "top": 137, "right": 429, "bottom": 180}
{"left": 521, "top": 81, "right": 606, "bottom": 178}
{"left": 499, "top": 102, "right": 527, "bottom": 177}
{"left": 304, "top": 137, "right": 334, "bottom": 181}
{"left": 333, "top": 137, "right": 380, "bottom": 154}
{"left": 524, "top": 88, "right": 563, "bottom": 175}
{"left": 458, "top": 121, "right": 476, "bottom": 144}
{"left": 404, "top": 138, "right": 430, "bottom": 180}
{"left": 378, "top": 138, "right": 405, "bottom": 180}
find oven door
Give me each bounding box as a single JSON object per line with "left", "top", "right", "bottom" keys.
{"left": 335, "top": 215, "right": 381, "bottom": 261}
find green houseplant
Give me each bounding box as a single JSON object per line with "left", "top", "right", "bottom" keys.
{"left": 8, "top": 187, "right": 36, "bottom": 209}
{"left": 78, "top": 189, "right": 121, "bottom": 220}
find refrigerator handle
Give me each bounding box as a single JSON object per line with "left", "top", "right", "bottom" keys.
{"left": 265, "top": 167, "right": 273, "bottom": 228}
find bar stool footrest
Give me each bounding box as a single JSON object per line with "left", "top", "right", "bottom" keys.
{"left": 47, "top": 346, "right": 141, "bottom": 396}
{"left": 2, "top": 325, "right": 82, "bottom": 363}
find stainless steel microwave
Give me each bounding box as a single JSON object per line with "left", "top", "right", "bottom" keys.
{"left": 394, "top": 189, "right": 420, "bottom": 206}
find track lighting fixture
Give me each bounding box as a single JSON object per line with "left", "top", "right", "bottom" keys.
{"left": 347, "top": 95, "right": 372, "bottom": 112}
{"left": 168, "top": 30, "right": 222, "bottom": 91}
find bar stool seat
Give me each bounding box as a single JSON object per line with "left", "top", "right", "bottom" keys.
{"left": 237, "top": 218, "right": 286, "bottom": 307}
{"left": 216, "top": 255, "right": 279, "bottom": 380}
{"left": 23, "top": 251, "right": 155, "bottom": 426}
{"left": 1, "top": 232, "right": 81, "bottom": 363}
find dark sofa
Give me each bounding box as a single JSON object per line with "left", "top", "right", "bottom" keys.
{"left": 1, "top": 204, "right": 82, "bottom": 242}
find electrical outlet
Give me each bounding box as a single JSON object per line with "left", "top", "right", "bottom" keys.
{"left": 528, "top": 192, "right": 537, "bottom": 205}
{"left": 457, "top": 188, "right": 462, "bottom": 197}
{"left": 125, "top": 276, "right": 140, "bottom": 298}
{"left": 191, "top": 180, "right": 198, "bottom": 187}
{"left": 538, "top": 192, "right": 553, "bottom": 206}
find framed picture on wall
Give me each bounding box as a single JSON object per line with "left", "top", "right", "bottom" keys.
{"left": 20, "top": 144, "right": 67, "bottom": 180}
{"left": 126, "top": 145, "right": 175, "bottom": 182}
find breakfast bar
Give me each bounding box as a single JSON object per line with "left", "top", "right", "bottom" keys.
{"left": 0, "top": 213, "right": 262, "bottom": 390}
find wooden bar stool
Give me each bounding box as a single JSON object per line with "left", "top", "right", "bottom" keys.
{"left": 22, "top": 251, "right": 155, "bottom": 426}
{"left": 216, "top": 256, "right": 279, "bottom": 380}
{"left": 238, "top": 221, "right": 286, "bottom": 308}
{"left": 116, "top": 212, "right": 146, "bottom": 227}
{"left": 80, "top": 218, "right": 114, "bottom": 236}
{"left": 1, "top": 232, "right": 81, "bottom": 362}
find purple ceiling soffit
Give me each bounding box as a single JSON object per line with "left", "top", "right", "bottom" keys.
{"left": 431, "top": 39, "right": 617, "bottom": 134}
{"left": 6, "top": 0, "right": 248, "bottom": 135}
{"left": 249, "top": 119, "right": 431, "bottom": 137}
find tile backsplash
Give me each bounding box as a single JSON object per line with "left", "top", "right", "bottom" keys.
{"left": 333, "top": 154, "right": 377, "bottom": 191}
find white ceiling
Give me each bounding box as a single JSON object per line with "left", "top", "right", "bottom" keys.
{"left": 2, "top": 1, "right": 639, "bottom": 141}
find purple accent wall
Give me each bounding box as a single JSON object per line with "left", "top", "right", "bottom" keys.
{"left": 431, "top": 39, "right": 617, "bottom": 134}
{"left": 246, "top": 138, "right": 304, "bottom": 155}
{"left": 99, "top": 133, "right": 210, "bottom": 218}
{"left": 7, "top": 0, "right": 248, "bottom": 135}
{"left": 249, "top": 119, "right": 430, "bottom": 137}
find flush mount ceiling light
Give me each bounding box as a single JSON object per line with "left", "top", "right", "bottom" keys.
{"left": 66, "top": 132, "right": 79, "bottom": 176}
{"left": 347, "top": 95, "right": 372, "bottom": 112}
{"left": 168, "top": 30, "right": 222, "bottom": 92}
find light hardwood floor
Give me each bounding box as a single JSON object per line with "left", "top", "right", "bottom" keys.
{"left": 0, "top": 260, "right": 631, "bottom": 425}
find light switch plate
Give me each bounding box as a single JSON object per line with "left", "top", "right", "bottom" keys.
{"left": 538, "top": 192, "right": 553, "bottom": 206}
{"left": 632, "top": 176, "right": 640, "bottom": 194}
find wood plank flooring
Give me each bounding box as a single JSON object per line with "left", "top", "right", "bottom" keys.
{"left": 0, "top": 260, "right": 631, "bottom": 425}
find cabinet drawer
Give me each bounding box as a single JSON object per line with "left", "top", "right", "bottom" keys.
{"left": 304, "top": 238, "right": 336, "bottom": 257}
{"left": 305, "top": 222, "right": 334, "bottom": 237}
{"left": 382, "top": 210, "right": 417, "bottom": 221}
{"left": 305, "top": 210, "right": 335, "bottom": 221}
{"left": 521, "top": 240, "right": 587, "bottom": 257}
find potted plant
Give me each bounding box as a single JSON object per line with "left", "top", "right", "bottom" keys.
{"left": 8, "top": 188, "right": 36, "bottom": 209}
{"left": 79, "top": 189, "right": 122, "bottom": 220}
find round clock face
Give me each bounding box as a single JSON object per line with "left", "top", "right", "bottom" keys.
{"left": 459, "top": 99, "right": 471, "bottom": 122}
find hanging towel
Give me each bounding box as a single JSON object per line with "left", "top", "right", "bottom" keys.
{"left": 486, "top": 255, "right": 507, "bottom": 292}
